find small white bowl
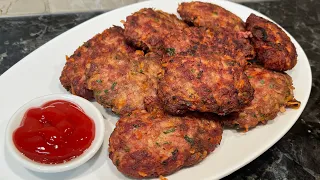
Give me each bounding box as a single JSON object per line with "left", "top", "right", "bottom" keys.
{"left": 5, "top": 94, "right": 105, "bottom": 173}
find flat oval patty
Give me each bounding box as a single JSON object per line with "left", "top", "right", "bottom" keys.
{"left": 223, "top": 65, "right": 300, "bottom": 130}
{"left": 178, "top": 1, "right": 245, "bottom": 32}
{"left": 158, "top": 55, "right": 254, "bottom": 115}
{"left": 246, "top": 14, "right": 297, "bottom": 71}
{"left": 86, "top": 52, "right": 162, "bottom": 116}
{"left": 60, "top": 26, "right": 136, "bottom": 99}
{"left": 109, "top": 110, "right": 222, "bottom": 178}
{"left": 163, "top": 27, "right": 255, "bottom": 65}
{"left": 124, "top": 8, "right": 188, "bottom": 53}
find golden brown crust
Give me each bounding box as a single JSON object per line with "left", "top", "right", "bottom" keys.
{"left": 163, "top": 27, "right": 255, "bottom": 65}
{"left": 158, "top": 55, "right": 254, "bottom": 115}
{"left": 246, "top": 14, "right": 297, "bottom": 71}
{"left": 59, "top": 26, "right": 136, "bottom": 99}
{"left": 124, "top": 7, "right": 254, "bottom": 62}
{"left": 178, "top": 1, "right": 245, "bottom": 32}
{"left": 60, "top": 26, "right": 163, "bottom": 116}
{"left": 124, "top": 8, "right": 188, "bottom": 53}
{"left": 86, "top": 52, "right": 163, "bottom": 116}
{"left": 176, "top": 2, "right": 255, "bottom": 61}
{"left": 109, "top": 110, "right": 222, "bottom": 178}
{"left": 223, "top": 65, "right": 298, "bottom": 130}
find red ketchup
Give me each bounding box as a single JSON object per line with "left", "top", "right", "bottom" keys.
{"left": 13, "top": 100, "right": 95, "bottom": 164}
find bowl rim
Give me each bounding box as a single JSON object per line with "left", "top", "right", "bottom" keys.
{"left": 5, "top": 93, "right": 105, "bottom": 173}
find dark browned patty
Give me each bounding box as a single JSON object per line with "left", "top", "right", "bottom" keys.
{"left": 124, "top": 8, "right": 254, "bottom": 63}
{"left": 163, "top": 27, "right": 255, "bottom": 65}
{"left": 109, "top": 110, "right": 222, "bottom": 178}
{"left": 158, "top": 55, "right": 254, "bottom": 115}
{"left": 246, "top": 14, "right": 297, "bottom": 71}
{"left": 178, "top": 1, "right": 245, "bottom": 32}
{"left": 124, "top": 8, "right": 188, "bottom": 54}
{"left": 223, "top": 65, "right": 300, "bottom": 130}
{"left": 86, "top": 52, "right": 163, "bottom": 116}
{"left": 60, "top": 26, "right": 136, "bottom": 99}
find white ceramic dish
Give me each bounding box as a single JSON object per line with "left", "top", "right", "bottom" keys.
{"left": 5, "top": 94, "right": 105, "bottom": 173}
{"left": 0, "top": 0, "right": 312, "bottom": 179}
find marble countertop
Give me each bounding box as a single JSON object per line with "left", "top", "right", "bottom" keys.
{"left": 0, "top": 0, "right": 319, "bottom": 179}
{"left": 0, "top": 0, "right": 269, "bottom": 16}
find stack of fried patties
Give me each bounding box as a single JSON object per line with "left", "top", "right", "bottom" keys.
{"left": 60, "top": 1, "right": 300, "bottom": 179}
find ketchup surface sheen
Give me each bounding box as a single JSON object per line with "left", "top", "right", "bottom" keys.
{"left": 13, "top": 100, "right": 95, "bottom": 164}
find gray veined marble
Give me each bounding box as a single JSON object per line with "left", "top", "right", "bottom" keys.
{"left": 0, "top": 0, "right": 319, "bottom": 179}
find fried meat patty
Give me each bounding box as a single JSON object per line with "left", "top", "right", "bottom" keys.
{"left": 86, "top": 52, "right": 162, "bottom": 116}
{"left": 124, "top": 8, "right": 254, "bottom": 62}
{"left": 246, "top": 14, "right": 297, "bottom": 71}
{"left": 158, "top": 55, "right": 254, "bottom": 115}
{"left": 176, "top": 1, "right": 255, "bottom": 61}
{"left": 124, "top": 8, "right": 188, "bottom": 53}
{"left": 109, "top": 110, "right": 222, "bottom": 178}
{"left": 164, "top": 26, "right": 255, "bottom": 65}
{"left": 178, "top": 1, "right": 245, "bottom": 32}
{"left": 60, "top": 26, "right": 136, "bottom": 99}
{"left": 223, "top": 65, "right": 300, "bottom": 130}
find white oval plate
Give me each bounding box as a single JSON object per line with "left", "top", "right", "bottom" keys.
{"left": 0, "top": 0, "right": 312, "bottom": 179}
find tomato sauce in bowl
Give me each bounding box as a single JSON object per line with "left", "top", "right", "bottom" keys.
{"left": 13, "top": 100, "right": 95, "bottom": 164}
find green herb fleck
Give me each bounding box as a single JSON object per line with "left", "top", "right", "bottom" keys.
{"left": 111, "top": 82, "right": 117, "bottom": 90}
{"left": 104, "top": 89, "right": 109, "bottom": 94}
{"left": 184, "top": 135, "right": 194, "bottom": 145}
{"left": 127, "top": 112, "right": 132, "bottom": 117}
{"left": 260, "top": 113, "right": 266, "bottom": 120}
{"left": 163, "top": 128, "right": 176, "bottom": 134}
{"left": 227, "top": 61, "right": 235, "bottom": 66}
{"left": 116, "top": 159, "right": 120, "bottom": 166}
{"left": 161, "top": 161, "right": 168, "bottom": 165}
{"left": 96, "top": 79, "right": 102, "bottom": 83}
{"left": 124, "top": 146, "right": 130, "bottom": 152}
{"left": 83, "top": 41, "right": 90, "bottom": 48}
{"left": 247, "top": 76, "right": 253, "bottom": 79}
{"left": 94, "top": 90, "right": 101, "bottom": 96}
{"left": 213, "top": 11, "right": 218, "bottom": 15}
{"left": 269, "top": 84, "right": 274, "bottom": 89}
{"left": 155, "top": 142, "right": 161, "bottom": 147}
{"left": 202, "top": 99, "right": 207, "bottom": 104}
{"left": 163, "top": 141, "right": 171, "bottom": 145}
{"left": 186, "top": 102, "right": 192, "bottom": 107}
{"left": 172, "top": 149, "right": 178, "bottom": 156}
{"left": 139, "top": 69, "right": 143, "bottom": 73}
{"left": 191, "top": 69, "right": 195, "bottom": 73}
{"left": 197, "top": 70, "right": 203, "bottom": 79}
{"left": 166, "top": 48, "right": 175, "bottom": 56}
{"left": 260, "top": 80, "right": 265, "bottom": 84}
{"left": 205, "top": 89, "right": 212, "bottom": 93}
{"left": 133, "top": 124, "right": 140, "bottom": 128}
